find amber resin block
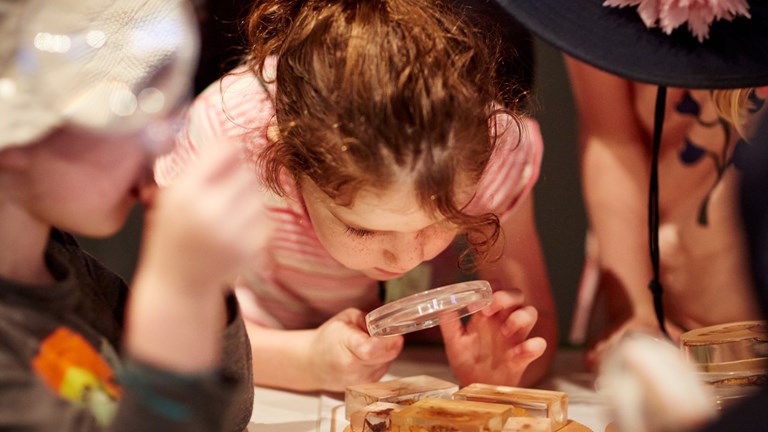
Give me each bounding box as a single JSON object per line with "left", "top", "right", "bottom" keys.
{"left": 501, "top": 417, "right": 552, "bottom": 432}
{"left": 349, "top": 402, "right": 404, "bottom": 432}
{"left": 452, "top": 384, "right": 567, "bottom": 431}
{"left": 345, "top": 375, "right": 459, "bottom": 419}
{"left": 389, "top": 398, "right": 514, "bottom": 432}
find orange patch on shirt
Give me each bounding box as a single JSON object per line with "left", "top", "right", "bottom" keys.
{"left": 32, "top": 327, "right": 121, "bottom": 400}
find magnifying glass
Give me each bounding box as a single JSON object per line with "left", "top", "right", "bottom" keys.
{"left": 365, "top": 280, "right": 493, "bottom": 337}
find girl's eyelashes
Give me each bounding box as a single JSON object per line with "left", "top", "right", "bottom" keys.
{"left": 344, "top": 225, "right": 374, "bottom": 238}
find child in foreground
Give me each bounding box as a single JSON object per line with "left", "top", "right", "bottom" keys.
{"left": 156, "top": 0, "right": 558, "bottom": 392}
{"left": 0, "top": 0, "right": 267, "bottom": 429}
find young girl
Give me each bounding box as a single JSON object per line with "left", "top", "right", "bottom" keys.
{"left": 0, "top": 0, "right": 266, "bottom": 429}
{"left": 156, "top": 0, "right": 558, "bottom": 391}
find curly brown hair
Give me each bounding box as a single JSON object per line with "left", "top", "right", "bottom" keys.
{"left": 245, "top": 0, "right": 528, "bottom": 269}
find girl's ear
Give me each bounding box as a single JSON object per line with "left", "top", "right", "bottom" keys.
{"left": 0, "top": 146, "right": 32, "bottom": 171}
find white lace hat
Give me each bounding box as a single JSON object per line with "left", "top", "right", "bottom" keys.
{"left": 0, "top": 0, "right": 199, "bottom": 149}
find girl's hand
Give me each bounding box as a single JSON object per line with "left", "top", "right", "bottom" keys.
{"left": 308, "top": 308, "right": 404, "bottom": 392}
{"left": 439, "top": 290, "right": 546, "bottom": 387}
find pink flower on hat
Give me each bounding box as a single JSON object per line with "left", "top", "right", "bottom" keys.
{"left": 604, "top": 0, "right": 751, "bottom": 42}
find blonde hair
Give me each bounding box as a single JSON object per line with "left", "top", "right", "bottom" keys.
{"left": 712, "top": 88, "right": 753, "bottom": 138}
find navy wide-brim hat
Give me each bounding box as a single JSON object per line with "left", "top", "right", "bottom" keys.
{"left": 494, "top": 0, "right": 768, "bottom": 89}
{"left": 495, "top": 0, "right": 768, "bottom": 338}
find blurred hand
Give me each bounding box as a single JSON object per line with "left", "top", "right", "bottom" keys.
{"left": 127, "top": 142, "right": 271, "bottom": 371}
{"left": 308, "top": 308, "right": 404, "bottom": 392}
{"left": 597, "top": 332, "right": 716, "bottom": 432}
{"left": 440, "top": 290, "right": 546, "bottom": 387}
{"left": 138, "top": 142, "right": 271, "bottom": 294}
{"left": 587, "top": 315, "right": 684, "bottom": 373}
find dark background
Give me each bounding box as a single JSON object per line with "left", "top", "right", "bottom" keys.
{"left": 77, "top": 2, "right": 585, "bottom": 346}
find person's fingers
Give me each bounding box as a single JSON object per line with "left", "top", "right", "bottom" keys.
{"left": 586, "top": 342, "right": 606, "bottom": 373}
{"left": 355, "top": 309, "right": 369, "bottom": 332}
{"left": 666, "top": 321, "right": 685, "bottom": 344}
{"left": 506, "top": 336, "right": 547, "bottom": 365}
{"left": 439, "top": 314, "right": 472, "bottom": 364}
{"left": 367, "top": 336, "right": 404, "bottom": 363}
{"left": 500, "top": 305, "right": 538, "bottom": 340}
{"left": 369, "top": 363, "right": 391, "bottom": 380}
{"left": 439, "top": 312, "right": 467, "bottom": 345}
{"left": 481, "top": 289, "right": 524, "bottom": 317}
{"left": 335, "top": 308, "right": 367, "bottom": 329}
{"left": 346, "top": 332, "right": 403, "bottom": 364}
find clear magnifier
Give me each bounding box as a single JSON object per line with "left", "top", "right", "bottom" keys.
{"left": 366, "top": 280, "right": 493, "bottom": 337}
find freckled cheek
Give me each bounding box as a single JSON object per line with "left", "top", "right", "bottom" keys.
{"left": 313, "top": 223, "right": 382, "bottom": 269}
{"left": 328, "top": 238, "right": 384, "bottom": 270}
{"left": 421, "top": 226, "right": 459, "bottom": 261}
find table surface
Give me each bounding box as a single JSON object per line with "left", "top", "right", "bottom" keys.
{"left": 247, "top": 346, "right": 614, "bottom": 432}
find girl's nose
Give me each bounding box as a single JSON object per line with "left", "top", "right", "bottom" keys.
{"left": 383, "top": 233, "right": 425, "bottom": 271}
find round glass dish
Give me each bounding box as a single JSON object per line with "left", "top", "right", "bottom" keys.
{"left": 366, "top": 280, "right": 493, "bottom": 337}
{"left": 680, "top": 320, "right": 768, "bottom": 411}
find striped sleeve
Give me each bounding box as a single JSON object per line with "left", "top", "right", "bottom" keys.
{"left": 154, "top": 67, "right": 275, "bottom": 187}
{"left": 470, "top": 116, "right": 544, "bottom": 218}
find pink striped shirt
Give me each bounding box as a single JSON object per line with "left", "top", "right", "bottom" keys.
{"left": 155, "top": 63, "right": 544, "bottom": 330}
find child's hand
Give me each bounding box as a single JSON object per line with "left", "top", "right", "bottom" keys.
{"left": 439, "top": 290, "right": 546, "bottom": 387}
{"left": 308, "top": 308, "right": 404, "bottom": 392}
{"left": 139, "top": 142, "right": 270, "bottom": 294}
{"left": 128, "top": 143, "right": 271, "bottom": 371}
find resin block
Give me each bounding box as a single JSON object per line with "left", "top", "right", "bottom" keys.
{"left": 389, "top": 397, "right": 513, "bottom": 432}
{"left": 345, "top": 375, "right": 459, "bottom": 419}
{"left": 452, "top": 384, "right": 567, "bottom": 431}
{"left": 502, "top": 417, "right": 552, "bottom": 432}
{"left": 349, "top": 402, "right": 403, "bottom": 432}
